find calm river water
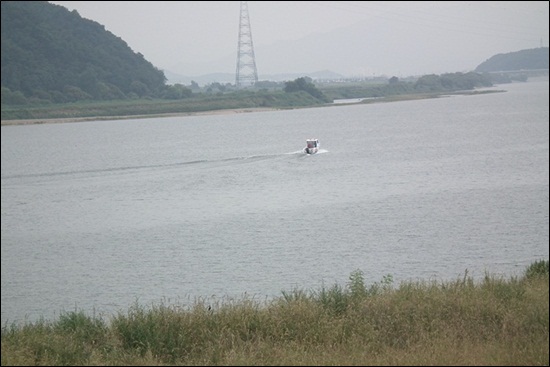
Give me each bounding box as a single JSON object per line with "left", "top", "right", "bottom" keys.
{"left": 2, "top": 79, "right": 548, "bottom": 324}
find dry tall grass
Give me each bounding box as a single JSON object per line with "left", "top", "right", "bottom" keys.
{"left": 2, "top": 261, "right": 548, "bottom": 366}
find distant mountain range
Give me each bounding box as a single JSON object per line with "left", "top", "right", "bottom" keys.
{"left": 163, "top": 47, "right": 549, "bottom": 86}
{"left": 163, "top": 69, "right": 347, "bottom": 86}
{"left": 161, "top": 10, "right": 549, "bottom": 85}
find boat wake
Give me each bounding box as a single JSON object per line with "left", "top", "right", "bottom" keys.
{"left": 299, "top": 149, "right": 328, "bottom": 155}
{"left": 2, "top": 150, "right": 326, "bottom": 182}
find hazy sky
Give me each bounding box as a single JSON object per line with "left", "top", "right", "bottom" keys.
{"left": 50, "top": 1, "right": 549, "bottom": 78}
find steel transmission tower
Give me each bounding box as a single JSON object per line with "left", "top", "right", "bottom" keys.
{"left": 235, "top": 1, "right": 258, "bottom": 88}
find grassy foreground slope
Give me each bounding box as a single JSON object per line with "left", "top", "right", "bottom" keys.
{"left": 2, "top": 260, "right": 548, "bottom": 366}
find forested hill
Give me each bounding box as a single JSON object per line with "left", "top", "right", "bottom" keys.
{"left": 1, "top": 1, "right": 167, "bottom": 103}
{"left": 475, "top": 47, "right": 549, "bottom": 73}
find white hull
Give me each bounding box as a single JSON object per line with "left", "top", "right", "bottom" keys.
{"left": 304, "top": 147, "right": 318, "bottom": 154}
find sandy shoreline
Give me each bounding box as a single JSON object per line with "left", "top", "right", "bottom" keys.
{"left": 0, "top": 107, "right": 280, "bottom": 126}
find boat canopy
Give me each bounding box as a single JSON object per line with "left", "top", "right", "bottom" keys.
{"left": 306, "top": 139, "right": 319, "bottom": 148}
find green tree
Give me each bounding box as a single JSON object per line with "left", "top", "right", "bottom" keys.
{"left": 1, "top": 87, "right": 28, "bottom": 105}
{"left": 284, "top": 77, "right": 329, "bottom": 102}
{"left": 161, "top": 84, "right": 193, "bottom": 99}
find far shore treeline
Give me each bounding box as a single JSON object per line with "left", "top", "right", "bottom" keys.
{"left": 1, "top": 1, "right": 548, "bottom": 121}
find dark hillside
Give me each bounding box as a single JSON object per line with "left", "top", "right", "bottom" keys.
{"left": 1, "top": 1, "right": 166, "bottom": 103}
{"left": 475, "top": 47, "right": 549, "bottom": 73}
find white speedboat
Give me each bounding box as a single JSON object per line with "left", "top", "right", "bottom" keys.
{"left": 304, "top": 138, "right": 320, "bottom": 154}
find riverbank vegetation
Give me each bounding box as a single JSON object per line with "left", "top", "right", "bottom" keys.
{"left": 0, "top": 89, "right": 324, "bottom": 121}
{"left": 2, "top": 260, "right": 548, "bottom": 366}
{"left": 2, "top": 72, "right": 498, "bottom": 122}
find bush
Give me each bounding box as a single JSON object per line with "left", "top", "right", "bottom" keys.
{"left": 524, "top": 259, "right": 549, "bottom": 279}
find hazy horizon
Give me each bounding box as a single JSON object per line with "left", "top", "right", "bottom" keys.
{"left": 50, "top": 1, "right": 549, "bottom": 78}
